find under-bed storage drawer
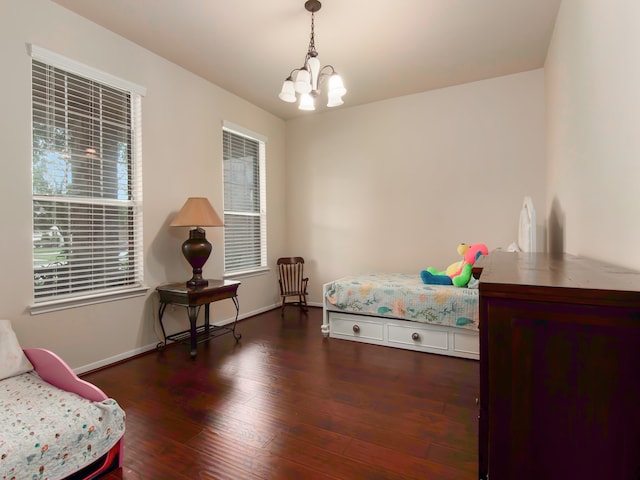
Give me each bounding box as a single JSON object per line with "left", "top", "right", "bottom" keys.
{"left": 330, "top": 315, "right": 384, "bottom": 341}
{"left": 387, "top": 323, "right": 449, "bottom": 351}
{"left": 324, "top": 308, "right": 479, "bottom": 359}
{"left": 453, "top": 330, "right": 479, "bottom": 356}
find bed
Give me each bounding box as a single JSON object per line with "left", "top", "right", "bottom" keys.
{"left": 0, "top": 320, "right": 125, "bottom": 480}
{"left": 321, "top": 196, "right": 537, "bottom": 359}
{"left": 322, "top": 273, "right": 481, "bottom": 359}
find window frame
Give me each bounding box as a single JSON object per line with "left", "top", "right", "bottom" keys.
{"left": 222, "top": 121, "right": 268, "bottom": 278}
{"left": 29, "top": 45, "right": 147, "bottom": 314}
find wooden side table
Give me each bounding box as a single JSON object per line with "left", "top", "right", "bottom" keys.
{"left": 156, "top": 279, "right": 241, "bottom": 358}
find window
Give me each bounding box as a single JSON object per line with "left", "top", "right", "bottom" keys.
{"left": 30, "top": 46, "right": 146, "bottom": 310}
{"left": 222, "top": 122, "right": 267, "bottom": 275}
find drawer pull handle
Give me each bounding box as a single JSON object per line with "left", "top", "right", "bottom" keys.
{"left": 353, "top": 325, "right": 360, "bottom": 333}
{"left": 411, "top": 332, "right": 420, "bottom": 341}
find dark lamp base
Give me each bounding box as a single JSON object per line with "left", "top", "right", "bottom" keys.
{"left": 182, "top": 227, "right": 212, "bottom": 288}
{"left": 187, "top": 277, "right": 209, "bottom": 288}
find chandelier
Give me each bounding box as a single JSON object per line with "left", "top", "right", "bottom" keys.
{"left": 278, "top": 0, "right": 346, "bottom": 111}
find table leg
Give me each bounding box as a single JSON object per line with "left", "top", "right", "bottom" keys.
{"left": 231, "top": 296, "right": 242, "bottom": 342}
{"left": 188, "top": 305, "right": 198, "bottom": 358}
{"left": 156, "top": 303, "right": 168, "bottom": 349}
{"left": 204, "top": 304, "right": 210, "bottom": 337}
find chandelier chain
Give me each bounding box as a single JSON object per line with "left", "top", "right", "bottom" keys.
{"left": 308, "top": 11, "right": 317, "bottom": 59}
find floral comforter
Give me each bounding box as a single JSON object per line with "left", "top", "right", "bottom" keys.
{"left": 324, "top": 273, "right": 479, "bottom": 330}
{"left": 0, "top": 371, "right": 125, "bottom": 480}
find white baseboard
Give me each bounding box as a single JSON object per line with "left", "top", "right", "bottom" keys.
{"left": 75, "top": 303, "right": 285, "bottom": 374}
{"left": 75, "top": 343, "right": 158, "bottom": 375}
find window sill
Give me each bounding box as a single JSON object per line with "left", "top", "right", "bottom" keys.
{"left": 224, "top": 267, "right": 270, "bottom": 280}
{"left": 30, "top": 285, "right": 149, "bottom": 315}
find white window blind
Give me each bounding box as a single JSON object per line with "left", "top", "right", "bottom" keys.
{"left": 222, "top": 124, "right": 267, "bottom": 275}
{"left": 31, "top": 48, "right": 144, "bottom": 305}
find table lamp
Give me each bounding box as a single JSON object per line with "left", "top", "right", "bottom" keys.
{"left": 170, "top": 197, "right": 224, "bottom": 287}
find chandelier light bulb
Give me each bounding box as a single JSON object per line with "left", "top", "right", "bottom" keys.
{"left": 327, "top": 92, "right": 344, "bottom": 107}
{"left": 328, "top": 74, "right": 347, "bottom": 97}
{"left": 294, "top": 69, "right": 312, "bottom": 94}
{"left": 298, "top": 92, "right": 315, "bottom": 111}
{"left": 278, "top": 79, "right": 297, "bottom": 103}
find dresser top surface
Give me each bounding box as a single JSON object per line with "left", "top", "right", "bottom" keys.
{"left": 477, "top": 252, "right": 640, "bottom": 304}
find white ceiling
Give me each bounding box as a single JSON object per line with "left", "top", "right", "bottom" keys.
{"left": 51, "top": 0, "right": 561, "bottom": 121}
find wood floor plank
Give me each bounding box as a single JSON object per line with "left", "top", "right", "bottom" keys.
{"left": 82, "top": 306, "right": 479, "bottom": 479}
{"left": 265, "top": 430, "right": 410, "bottom": 480}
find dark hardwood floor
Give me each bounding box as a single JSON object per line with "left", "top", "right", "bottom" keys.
{"left": 85, "top": 307, "right": 479, "bottom": 480}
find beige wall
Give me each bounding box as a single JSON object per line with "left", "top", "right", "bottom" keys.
{"left": 0, "top": 0, "right": 287, "bottom": 370}
{"left": 546, "top": 0, "right": 640, "bottom": 268}
{"left": 286, "top": 70, "right": 547, "bottom": 302}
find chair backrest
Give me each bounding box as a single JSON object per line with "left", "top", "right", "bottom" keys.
{"left": 277, "top": 257, "right": 306, "bottom": 294}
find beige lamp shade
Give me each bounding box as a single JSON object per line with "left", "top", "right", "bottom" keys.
{"left": 170, "top": 197, "right": 224, "bottom": 227}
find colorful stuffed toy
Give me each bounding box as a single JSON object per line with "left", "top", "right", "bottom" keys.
{"left": 420, "top": 243, "right": 489, "bottom": 287}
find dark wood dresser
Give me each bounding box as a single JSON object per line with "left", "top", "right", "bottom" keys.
{"left": 477, "top": 252, "right": 640, "bottom": 480}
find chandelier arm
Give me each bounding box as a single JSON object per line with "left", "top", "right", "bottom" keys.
{"left": 314, "top": 65, "right": 337, "bottom": 89}
{"left": 319, "top": 65, "right": 336, "bottom": 75}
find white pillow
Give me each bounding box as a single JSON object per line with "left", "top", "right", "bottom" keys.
{"left": 0, "top": 319, "right": 34, "bottom": 380}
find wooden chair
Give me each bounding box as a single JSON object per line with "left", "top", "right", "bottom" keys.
{"left": 277, "top": 257, "right": 309, "bottom": 313}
